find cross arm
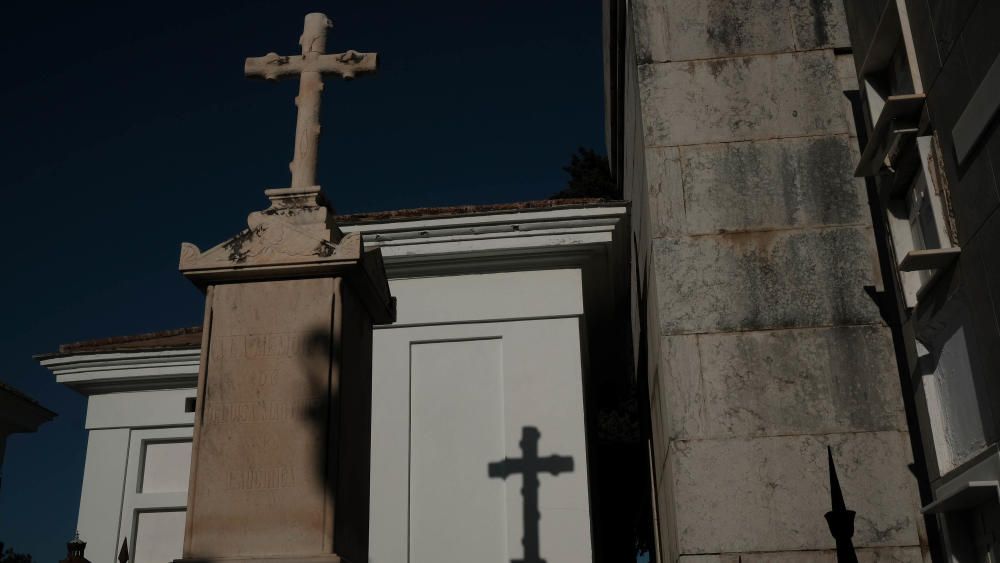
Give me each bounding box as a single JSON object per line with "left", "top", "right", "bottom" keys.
{"left": 488, "top": 457, "right": 526, "bottom": 479}
{"left": 538, "top": 455, "right": 573, "bottom": 475}
{"left": 245, "top": 50, "right": 378, "bottom": 80}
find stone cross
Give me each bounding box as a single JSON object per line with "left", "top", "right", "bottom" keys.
{"left": 489, "top": 427, "right": 574, "bottom": 563}
{"left": 245, "top": 13, "right": 378, "bottom": 189}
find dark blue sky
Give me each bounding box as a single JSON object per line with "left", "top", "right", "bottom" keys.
{"left": 0, "top": 1, "right": 605, "bottom": 559}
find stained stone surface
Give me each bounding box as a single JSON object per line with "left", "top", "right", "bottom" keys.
{"left": 186, "top": 278, "right": 335, "bottom": 558}
{"left": 645, "top": 136, "right": 867, "bottom": 237}
{"left": 633, "top": 0, "right": 793, "bottom": 62}
{"left": 638, "top": 50, "right": 849, "bottom": 147}
{"left": 644, "top": 146, "right": 685, "bottom": 238}
{"left": 622, "top": 0, "right": 923, "bottom": 558}
{"left": 653, "top": 226, "right": 883, "bottom": 334}
{"left": 654, "top": 446, "right": 681, "bottom": 563}
{"left": 669, "top": 431, "right": 921, "bottom": 554}
{"left": 678, "top": 547, "right": 926, "bottom": 562}
{"left": 632, "top": 0, "right": 850, "bottom": 62}
{"left": 698, "top": 326, "right": 905, "bottom": 436}
{"left": 655, "top": 326, "right": 906, "bottom": 441}
{"left": 679, "top": 136, "right": 868, "bottom": 234}
{"left": 652, "top": 334, "right": 703, "bottom": 442}
{"left": 787, "top": 0, "right": 851, "bottom": 50}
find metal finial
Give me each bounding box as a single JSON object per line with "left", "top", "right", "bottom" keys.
{"left": 118, "top": 537, "right": 129, "bottom": 563}
{"left": 827, "top": 446, "right": 847, "bottom": 513}
{"left": 824, "top": 446, "right": 859, "bottom": 563}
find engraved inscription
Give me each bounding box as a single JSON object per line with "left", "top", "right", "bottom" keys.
{"left": 227, "top": 465, "right": 296, "bottom": 490}
{"left": 209, "top": 371, "right": 285, "bottom": 396}
{"left": 188, "top": 278, "right": 336, "bottom": 555}
{"left": 253, "top": 371, "right": 281, "bottom": 387}
{"left": 212, "top": 332, "right": 314, "bottom": 361}
{"left": 206, "top": 401, "right": 305, "bottom": 424}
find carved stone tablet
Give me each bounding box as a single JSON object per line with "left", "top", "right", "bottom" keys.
{"left": 185, "top": 278, "right": 334, "bottom": 557}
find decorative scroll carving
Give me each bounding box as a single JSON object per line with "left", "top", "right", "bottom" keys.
{"left": 178, "top": 186, "right": 361, "bottom": 271}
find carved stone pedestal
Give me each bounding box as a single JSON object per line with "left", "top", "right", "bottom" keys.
{"left": 175, "top": 186, "right": 394, "bottom": 563}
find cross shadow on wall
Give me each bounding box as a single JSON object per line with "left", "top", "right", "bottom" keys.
{"left": 289, "top": 325, "right": 368, "bottom": 561}
{"left": 301, "top": 326, "right": 353, "bottom": 557}
{"left": 488, "top": 426, "right": 574, "bottom": 563}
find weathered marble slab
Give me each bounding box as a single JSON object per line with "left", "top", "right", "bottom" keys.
{"left": 652, "top": 226, "right": 882, "bottom": 335}
{"left": 186, "top": 278, "right": 335, "bottom": 558}
{"left": 632, "top": 0, "right": 849, "bottom": 63}
{"left": 639, "top": 51, "right": 849, "bottom": 147}
{"left": 644, "top": 146, "right": 685, "bottom": 239}
{"left": 653, "top": 326, "right": 906, "bottom": 443}
{"left": 669, "top": 432, "right": 921, "bottom": 554}
{"left": 634, "top": 0, "right": 793, "bottom": 62}
{"left": 647, "top": 136, "right": 867, "bottom": 237}
{"left": 680, "top": 136, "right": 868, "bottom": 234}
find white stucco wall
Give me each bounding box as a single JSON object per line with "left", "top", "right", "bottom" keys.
{"left": 370, "top": 270, "right": 592, "bottom": 563}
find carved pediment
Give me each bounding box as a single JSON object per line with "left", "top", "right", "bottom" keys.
{"left": 180, "top": 221, "right": 360, "bottom": 271}
{"left": 179, "top": 186, "right": 361, "bottom": 272}
{"left": 178, "top": 184, "right": 393, "bottom": 323}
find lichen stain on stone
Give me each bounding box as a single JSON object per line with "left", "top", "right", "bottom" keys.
{"left": 825, "top": 326, "right": 897, "bottom": 430}
{"left": 706, "top": 58, "right": 730, "bottom": 80}
{"left": 706, "top": 0, "right": 749, "bottom": 55}
{"left": 802, "top": 136, "right": 863, "bottom": 224}
{"left": 857, "top": 514, "right": 910, "bottom": 543}
{"left": 810, "top": 0, "right": 832, "bottom": 47}
{"left": 224, "top": 227, "right": 262, "bottom": 263}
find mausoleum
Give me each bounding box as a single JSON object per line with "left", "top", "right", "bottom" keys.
{"left": 37, "top": 0, "right": 1000, "bottom": 561}
{"left": 40, "top": 200, "right": 631, "bottom": 562}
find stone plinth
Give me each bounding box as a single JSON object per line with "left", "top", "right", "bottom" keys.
{"left": 175, "top": 186, "right": 394, "bottom": 563}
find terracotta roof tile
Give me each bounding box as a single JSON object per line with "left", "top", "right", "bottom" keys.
{"left": 58, "top": 326, "right": 203, "bottom": 353}
{"left": 333, "top": 198, "right": 617, "bottom": 224}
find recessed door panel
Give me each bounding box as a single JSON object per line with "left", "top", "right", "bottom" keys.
{"left": 409, "top": 339, "right": 507, "bottom": 563}
{"left": 370, "top": 318, "right": 592, "bottom": 563}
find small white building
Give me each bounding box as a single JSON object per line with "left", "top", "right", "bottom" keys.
{"left": 40, "top": 201, "right": 631, "bottom": 563}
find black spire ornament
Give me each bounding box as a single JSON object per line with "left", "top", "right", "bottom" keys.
{"left": 825, "top": 446, "right": 859, "bottom": 563}
{"left": 118, "top": 537, "right": 130, "bottom": 563}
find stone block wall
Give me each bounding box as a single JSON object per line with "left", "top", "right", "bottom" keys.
{"left": 618, "top": 0, "right": 928, "bottom": 560}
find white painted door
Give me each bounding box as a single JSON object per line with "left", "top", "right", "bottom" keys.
{"left": 369, "top": 317, "right": 593, "bottom": 563}
{"left": 409, "top": 338, "right": 507, "bottom": 561}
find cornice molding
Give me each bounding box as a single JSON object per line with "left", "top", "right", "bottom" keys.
{"left": 39, "top": 349, "right": 201, "bottom": 395}
{"left": 345, "top": 204, "right": 629, "bottom": 277}
{"left": 40, "top": 205, "right": 630, "bottom": 395}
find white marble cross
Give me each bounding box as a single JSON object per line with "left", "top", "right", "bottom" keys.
{"left": 245, "top": 13, "right": 378, "bottom": 189}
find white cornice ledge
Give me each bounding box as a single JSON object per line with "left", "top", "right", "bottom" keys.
{"left": 40, "top": 205, "right": 630, "bottom": 393}
{"left": 38, "top": 349, "right": 200, "bottom": 395}
{"left": 342, "top": 204, "right": 629, "bottom": 276}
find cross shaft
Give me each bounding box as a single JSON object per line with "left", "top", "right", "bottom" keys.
{"left": 245, "top": 13, "right": 378, "bottom": 189}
